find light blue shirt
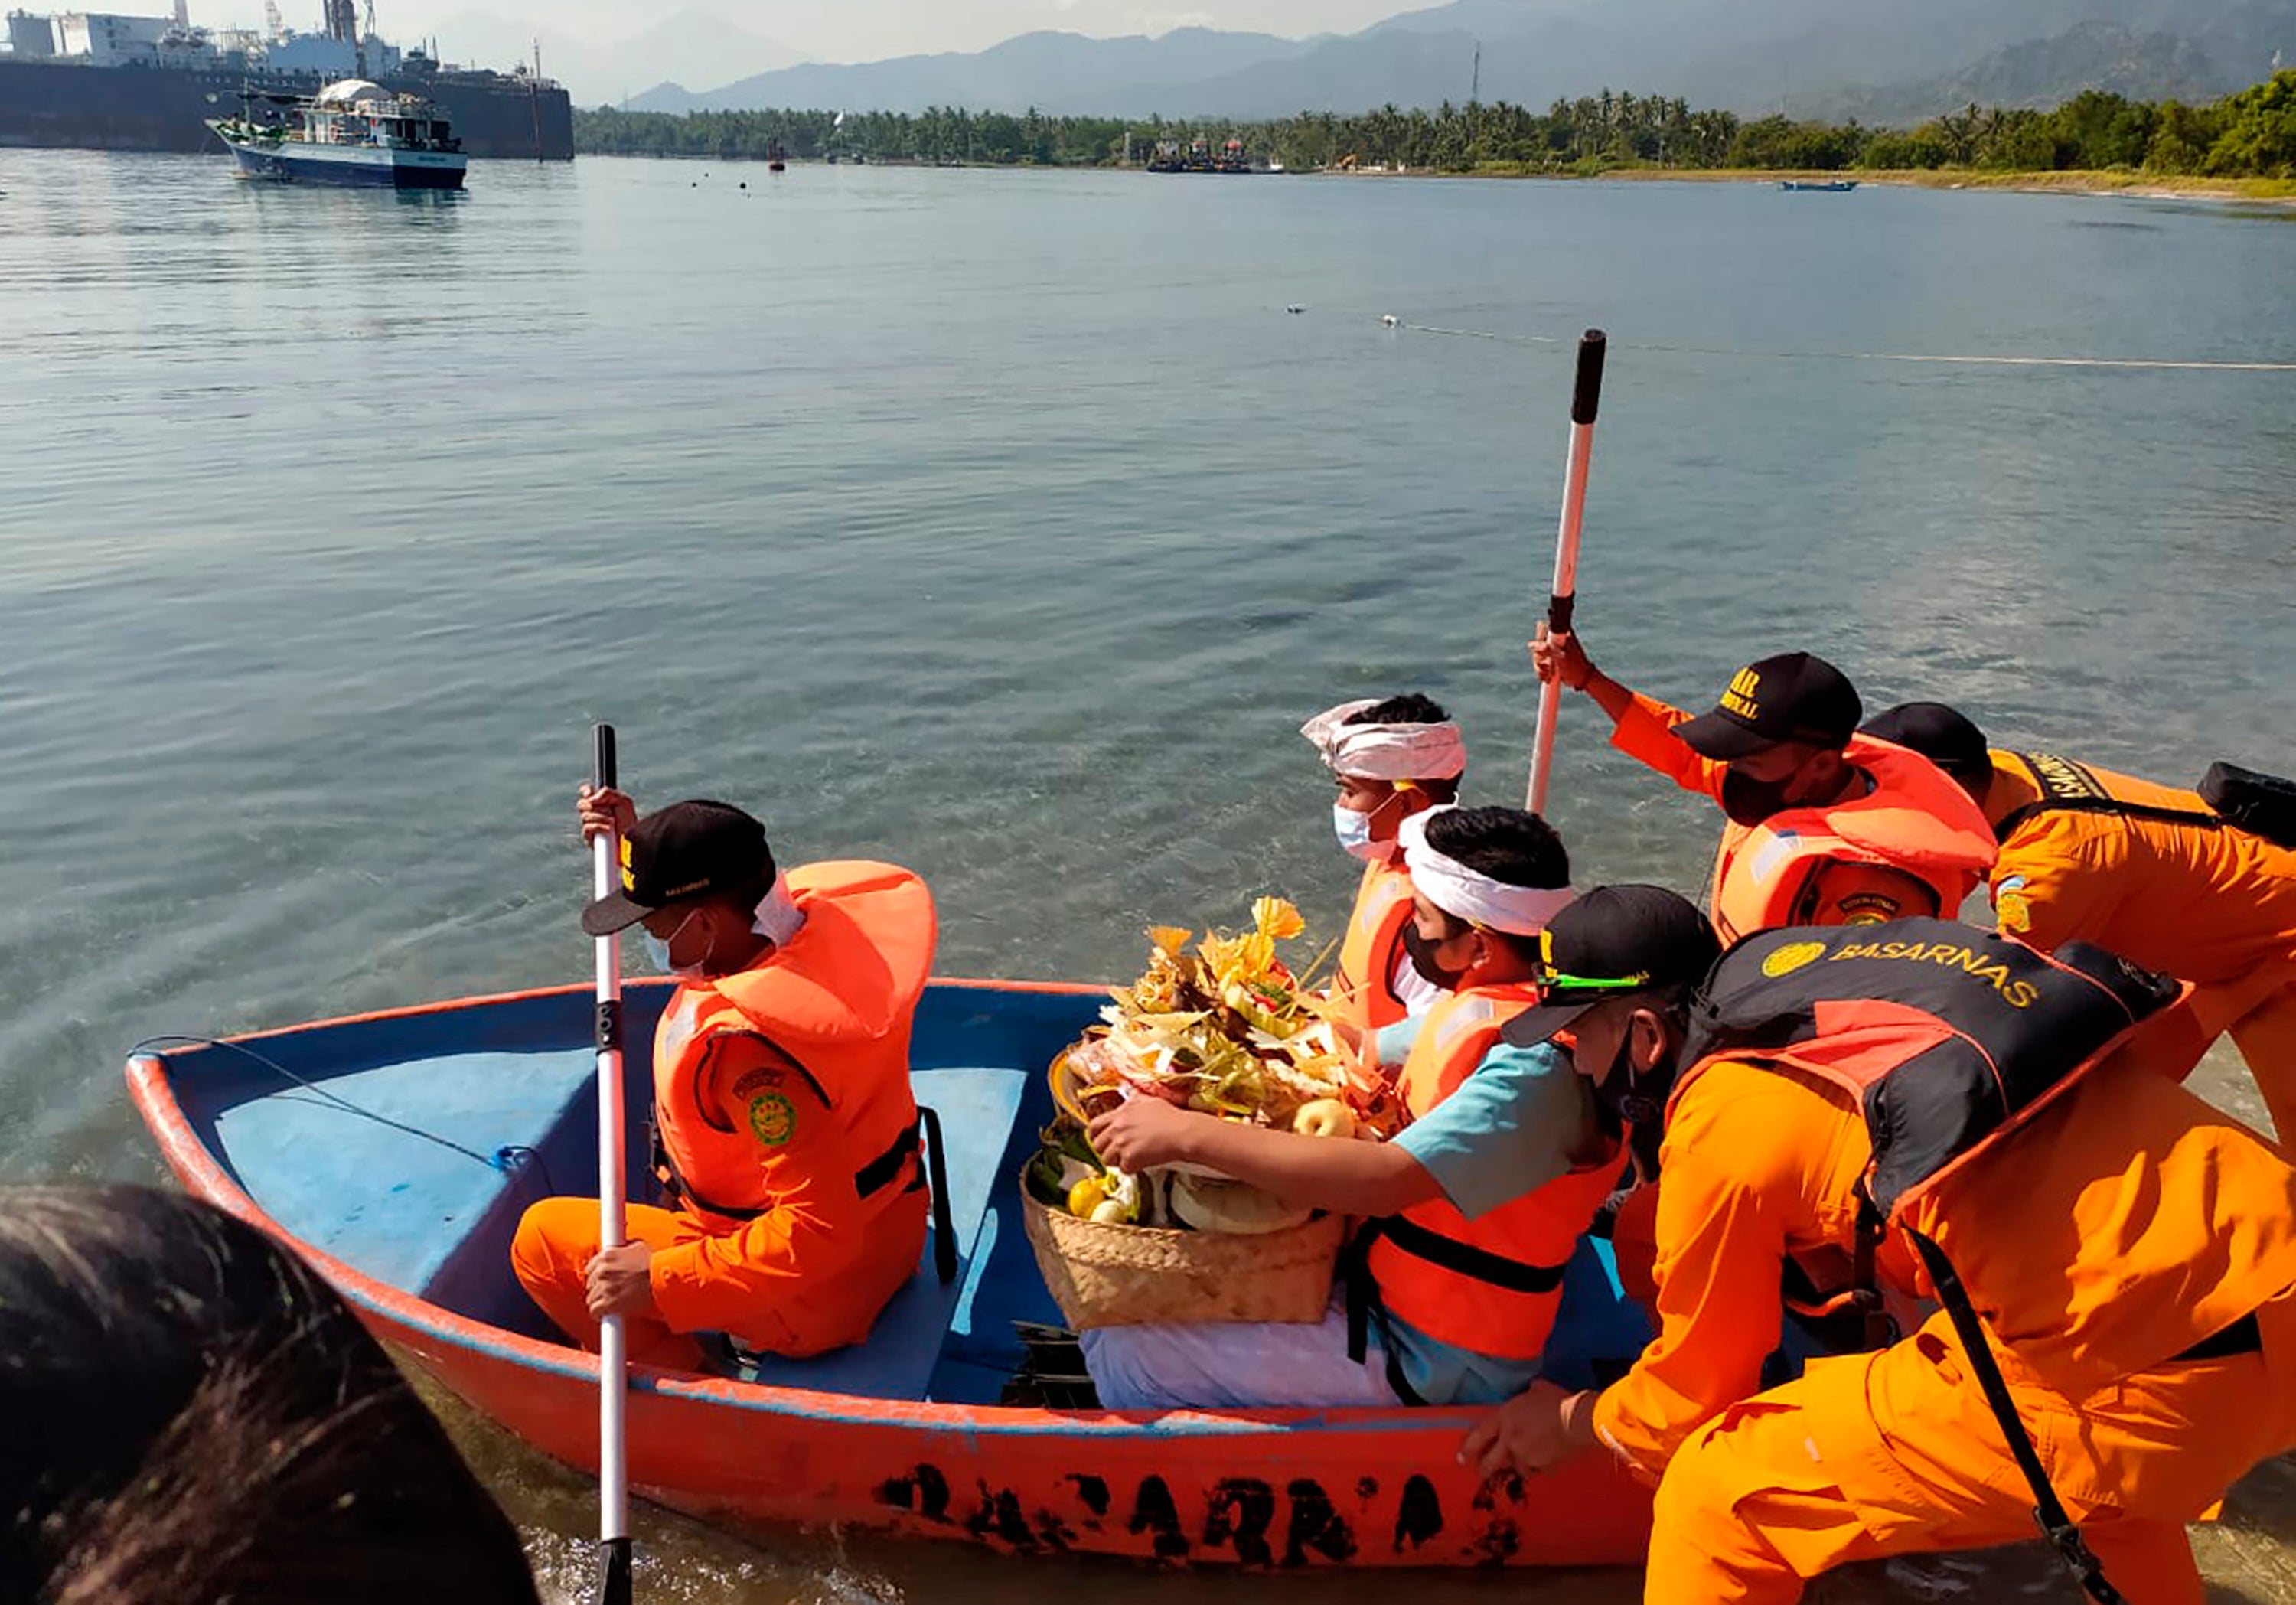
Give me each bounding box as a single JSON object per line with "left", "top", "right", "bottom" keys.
{"left": 1379, "top": 1038, "right": 1606, "bottom": 1404}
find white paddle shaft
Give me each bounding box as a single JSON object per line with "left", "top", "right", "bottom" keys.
{"left": 1527, "top": 331, "right": 1607, "bottom": 816}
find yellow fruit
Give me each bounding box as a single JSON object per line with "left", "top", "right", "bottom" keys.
{"left": 1067, "top": 1176, "right": 1114, "bottom": 1218}
{"left": 1292, "top": 1098, "right": 1357, "bottom": 1140}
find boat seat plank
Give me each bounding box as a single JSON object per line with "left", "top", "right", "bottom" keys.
{"left": 205, "top": 1046, "right": 595, "bottom": 1300}
{"left": 729, "top": 1063, "right": 1028, "bottom": 1401}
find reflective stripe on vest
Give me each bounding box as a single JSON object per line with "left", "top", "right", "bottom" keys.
{"left": 1708, "top": 736, "right": 1997, "bottom": 945}
{"left": 1364, "top": 985, "right": 1617, "bottom": 1362}
{"left": 1991, "top": 750, "right": 2223, "bottom": 843}
{"left": 1333, "top": 853, "right": 1417, "bottom": 1037}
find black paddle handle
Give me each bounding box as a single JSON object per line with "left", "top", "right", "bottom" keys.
{"left": 1571, "top": 329, "right": 1607, "bottom": 426}
{"left": 592, "top": 723, "right": 618, "bottom": 792}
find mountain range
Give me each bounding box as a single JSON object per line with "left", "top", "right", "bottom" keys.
{"left": 603, "top": 0, "right": 2294, "bottom": 122}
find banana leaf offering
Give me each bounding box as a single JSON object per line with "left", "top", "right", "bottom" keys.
{"left": 1047, "top": 896, "right": 1403, "bottom": 1138}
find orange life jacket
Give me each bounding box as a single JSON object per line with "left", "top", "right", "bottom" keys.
{"left": 1363, "top": 984, "right": 1619, "bottom": 1367}
{"left": 651, "top": 862, "right": 935, "bottom": 1242}
{"left": 1707, "top": 735, "right": 1996, "bottom": 944}
{"left": 1331, "top": 850, "right": 1417, "bottom": 1040}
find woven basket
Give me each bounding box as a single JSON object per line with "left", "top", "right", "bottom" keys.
{"left": 1019, "top": 1173, "right": 1344, "bottom": 1330}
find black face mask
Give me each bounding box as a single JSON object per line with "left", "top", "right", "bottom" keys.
{"left": 1720, "top": 766, "right": 1801, "bottom": 828}
{"left": 1401, "top": 922, "right": 1469, "bottom": 990}
{"left": 1591, "top": 1030, "right": 1671, "bottom": 1182}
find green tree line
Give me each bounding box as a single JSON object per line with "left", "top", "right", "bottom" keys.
{"left": 575, "top": 69, "right": 2296, "bottom": 179}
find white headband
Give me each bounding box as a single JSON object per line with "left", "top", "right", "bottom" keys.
{"left": 1398, "top": 808, "right": 1575, "bottom": 937}
{"left": 1299, "top": 699, "right": 1467, "bottom": 782}
{"left": 752, "top": 873, "right": 807, "bottom": 947}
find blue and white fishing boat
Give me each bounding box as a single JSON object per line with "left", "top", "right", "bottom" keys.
{"left": 209, "top": 78, "right": 466, "bottom": 190}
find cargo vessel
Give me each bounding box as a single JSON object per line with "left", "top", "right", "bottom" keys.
{"left": 0, "top": 2, "right": 572, "bottom": 160}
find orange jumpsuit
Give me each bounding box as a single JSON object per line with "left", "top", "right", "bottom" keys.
{"left": 512, "top": 862, "right": 934, "bottom": 1371}
{"left": 1593, "top": 1049, "right": 2296, "bottom": 1604}
{"left": 1984, "top": 749, "right": 2296, "bottom": 1140}
{"left": 1612, "top": 693, "right": 1994, "bottom": 937}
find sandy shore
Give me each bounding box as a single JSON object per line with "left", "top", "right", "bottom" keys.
{"left": 1323, "top": 164, "right": 2296, "bottom": 205}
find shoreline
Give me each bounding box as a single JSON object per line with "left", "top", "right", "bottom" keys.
{"left": 1329, "top": 163, "right": 2296, "bottom": 206}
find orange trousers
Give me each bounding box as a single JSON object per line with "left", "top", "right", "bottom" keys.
{"left": 1642, "top": 1292, "right": 2296, "bottom": 1604}
{"left": 510, "top": 1197, "right": 711, "bottom": 1372}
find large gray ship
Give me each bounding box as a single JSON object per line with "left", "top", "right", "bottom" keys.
{"left": 1, "top": 0, "right": 572, "bottom": 160}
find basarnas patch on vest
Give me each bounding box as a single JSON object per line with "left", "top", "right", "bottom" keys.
{"left": 748, "top": 1091, "right": 797, "bottom": 1147}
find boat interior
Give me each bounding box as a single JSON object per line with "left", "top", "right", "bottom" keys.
{"left": 140, "top": 980, "right": 1649, "bottom": 1409}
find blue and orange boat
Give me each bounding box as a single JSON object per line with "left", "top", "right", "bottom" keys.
{"left": 126, "top": 977, "right": 1655, "bottom": 1568}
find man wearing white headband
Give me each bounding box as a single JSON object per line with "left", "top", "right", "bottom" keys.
{"left": 1083, "top": 807, "right": 1627, "bottom": 1411}
{"left": 1298, "top": 694, "right": 1468, "bottom": 1056}
{"left": 510, "top": 785, "right": 938, "bottom": 1375}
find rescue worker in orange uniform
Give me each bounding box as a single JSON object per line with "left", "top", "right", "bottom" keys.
{"left": 1463, "top": 889, "right": 2296, "bottom": 1605}
{"left": 1297, "top": 693, "right": 1467, "bottom": 1058}
{"left": 510, "top": 791, "right": 936, "bottom": 1372}
{"left": 1865, "top": 700, "right": 2296, "bottom": 1142}
{"left": 1081, "top": 807, "right": 1619, "bottom": 1408}
{"left": 1529, "top": 637, "right": 1994, "bottom": 941}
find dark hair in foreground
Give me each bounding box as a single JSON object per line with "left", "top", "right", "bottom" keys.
{"left": 1424, "top": 806, "right": 1570, "bottom": 961}
{"left": 0, "top": 1185, "right": 540, "bottom": 1605}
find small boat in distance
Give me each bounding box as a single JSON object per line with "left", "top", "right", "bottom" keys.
{"left": 1781, "top": 178, "right": 1858, "bottom": 192}
{"left": 209, "top": 78, "right": 467, "bottom": 190}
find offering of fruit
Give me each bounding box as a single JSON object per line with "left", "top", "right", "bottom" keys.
{"left": 1050, "top": 898, "right": 1399, "bottom": 1135}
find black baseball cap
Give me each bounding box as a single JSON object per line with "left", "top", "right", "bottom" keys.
{"left": 1861, "top": 701, "right": 1993, "bottom": 792}
{"left": 1673, "top": 652, "right": 1864, "bottom": 762}
{"left": 1499, "top": 885, "right": 1723, "bottom": 1047}
{"left": 580, "top": 799, "right": 775, "bottom": 936}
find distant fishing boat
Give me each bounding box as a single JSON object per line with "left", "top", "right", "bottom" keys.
{"left": 210, "top": 78, "right": 465, "bottom": 189}
{"left": 127, "top": 977, "right": 1658, "bottom": 1568}
{"left": 1780, "top": 179, "right": 1858, "bottom": 192}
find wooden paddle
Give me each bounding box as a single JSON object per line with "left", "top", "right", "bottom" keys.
{"left": 1526, "top": 330, "right": 1608, "bottom": 816}
{"left": 589, "top": 723, "right": 634, "bottom": 1605}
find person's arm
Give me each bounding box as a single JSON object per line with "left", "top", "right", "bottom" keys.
{"left": 1388, "top": 1039, "right": 1606, "bottom": 1217}
{"left": 1088, "top": 1097, "right": 1443, "bottom": 1218}
{"left": 1583, "top": 1094, "right": 1796, "bottom": 1478}
{"left": 1988, "top": 825, "right": 2124, "bottom": 953}
{"left": 644, "top": 1036, "right": 870, "bottom": 1333}
{"left": 1531, "top": 628, "right": 1727, "bottom": 799}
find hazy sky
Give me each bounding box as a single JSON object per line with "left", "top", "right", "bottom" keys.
{"left": 373, "top": 0, "right": 1424, "bottom": 64}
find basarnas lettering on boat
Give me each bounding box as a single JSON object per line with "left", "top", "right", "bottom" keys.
{"left": 1824, "top": 939, "right": 2040, "bottom": 1007}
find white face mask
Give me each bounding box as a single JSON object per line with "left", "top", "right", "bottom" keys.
{"left": 641, "top": 908, "right": 709, "bottom": 980}
{"left": 1332, "top": 802, "right": 1384, "bottom": 860}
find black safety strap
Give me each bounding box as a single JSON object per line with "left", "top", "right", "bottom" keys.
{"left": 1903, "top": 1228, "right": 2125, "bottom": 1605}
{"left": 1341, "top": 1216, "right": 1570, "bottom": 1364}
{"left": 659, "top": 1115, "right": 934, "bottom": 1228}
{"left": 1378, "top": 1214, "right": 1575, "bottom": 1293}
{"left": 916, "top": 1106, "right": 957, "bottom": 1286}
{"left": 1994, "top": 753, "right": 2222, "bottom": 843}
{"left": 853, "top": 1123, "right": 920, "bottom": 1199}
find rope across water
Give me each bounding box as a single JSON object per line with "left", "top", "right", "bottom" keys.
{"left": 1346, "top": 312, "right": 2296, "bottom": 373}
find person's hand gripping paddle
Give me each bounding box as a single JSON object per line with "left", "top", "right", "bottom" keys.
{"left": 588, "top": 723, "right": 634, "bottom": 1605}
{"left": 1526, "top": 330, "right": 1607, "bottom": 816}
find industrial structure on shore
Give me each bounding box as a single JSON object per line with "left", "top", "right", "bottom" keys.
{"left": 1, "top": 0, "right": 573, "bottom": 160}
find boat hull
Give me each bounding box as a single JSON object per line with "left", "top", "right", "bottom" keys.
{"left": 221, "top": 134, "right": 466, "bottom": 189}
{"left": 126, "top": 980, "right": 1655, "bottom": 1568}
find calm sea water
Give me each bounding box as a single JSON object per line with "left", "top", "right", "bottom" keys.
{"left": 3, "top": 148, "right": 2294, "bottom": 1603}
